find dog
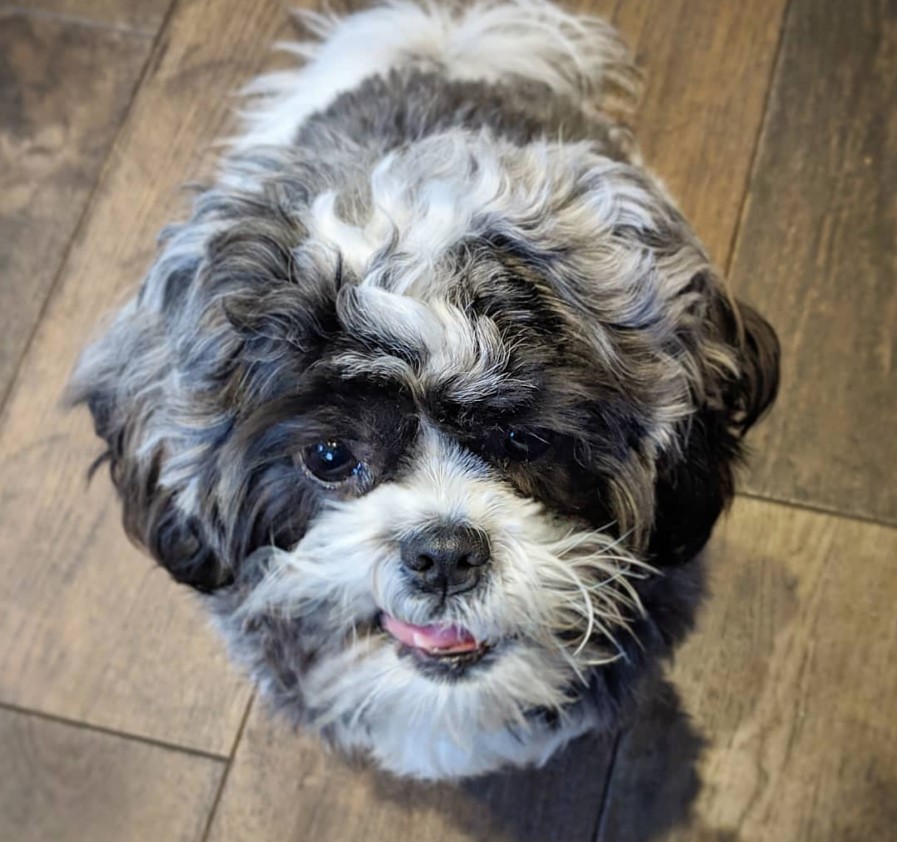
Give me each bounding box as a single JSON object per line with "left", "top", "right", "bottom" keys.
{"left": 71, "top": 0, "right": 779, "bottom": 779}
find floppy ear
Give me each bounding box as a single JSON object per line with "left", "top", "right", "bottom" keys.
{"left": 70, "top": 240, "right": 235, "bottom": 593}
{"left": 724, "top": 298, "right": 780, "bottom": 436}
{"left": 76, "top": 361, "right": 232, "bottom": 593}
{"left": 649, "top": 286, "right": 780, "bottom": 565}
{"left": 120, "top": 450, "right": 231, "bottom": 593}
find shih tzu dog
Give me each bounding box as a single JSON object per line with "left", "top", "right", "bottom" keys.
{"left": 72, "top": 0, "right": 779, "bottom": 779}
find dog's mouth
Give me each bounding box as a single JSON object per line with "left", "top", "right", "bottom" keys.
{"left": 380, "top": 613, "right": 491, "bottom": 671}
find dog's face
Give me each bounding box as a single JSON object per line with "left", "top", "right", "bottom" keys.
{"left": 74, "top": 133, "right": 778, "bottom": 777}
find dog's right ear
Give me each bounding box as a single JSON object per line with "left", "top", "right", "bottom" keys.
{"left": 72, "top": 318, "right": 232, "bottom": 594}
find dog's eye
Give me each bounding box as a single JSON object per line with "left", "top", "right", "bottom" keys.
{"left": 504, "top": 429, "right": 552, "bottom": 461}
{"left": 303, "top": 440, "right": 360, "bottom": 483}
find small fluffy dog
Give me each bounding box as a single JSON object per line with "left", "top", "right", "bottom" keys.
{"left": 72, "top": 0, "right": 779, "bottom": 779}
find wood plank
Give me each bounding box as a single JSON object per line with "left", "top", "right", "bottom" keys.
{"left": 597, "top": 497, "right": 897, "bottom": 841}
{"left": 3, "top": 0, "right": 174, "bottom": 35}
{"left": 729, "top": 0, "right": 897, "bottom": 524}
{"left": 568, "top": 0, "right": 619, "bottom": 17}
{"left": 0, "top": 0, "right": 302, "bottom": 752}
{"left": 0, "top": 707, "right": 224, "bottom": 842}
{"left": 615, "top": 0, "right": 788, "bottom": 265}
{"left": 206, "top": 706, "right": 614, "bottom": 842}
{"left": 0, "top": 11, "right": 151, "bottom": 402}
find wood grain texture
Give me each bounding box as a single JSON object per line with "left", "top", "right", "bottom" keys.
{"left": 598, "top": 497, "right": 897, "bottom": 842}
{"left": 730, "top": 0, "right": 897, "bottom": 524}
{"left": 613, "top": 0, "right": 788, "bottom": 266}
{"left": 206, "top": 706, "right": 614, "bottom": 842}
{"left": 0, "top": 12, "right": 150, "bottom": 403}
{"left": 0, "top": 0, "right": 304, "bottom": 752}
{"left": 1, "top": 0, "right": 174, "bottom": 34}
{"left": 0, "top": 707, "right": 224, "bottom": 842}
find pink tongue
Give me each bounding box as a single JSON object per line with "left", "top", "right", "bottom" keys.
{"left": 382, "top": 615, "right": 479, "bottom": 654}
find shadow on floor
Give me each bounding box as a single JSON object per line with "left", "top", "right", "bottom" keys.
{"left": 596, "top": 680, "right": 709, "bottom": 842}
{"left": 367, "top": 679, "right": 704, "bottom": 842}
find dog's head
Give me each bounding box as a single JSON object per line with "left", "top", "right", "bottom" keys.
{"left": 72, "top": 132, "right": 777, "bottom": 775}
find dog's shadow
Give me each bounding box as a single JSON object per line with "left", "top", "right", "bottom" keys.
{"left": 367, "top": 679, "right": 704, "bottom": 842}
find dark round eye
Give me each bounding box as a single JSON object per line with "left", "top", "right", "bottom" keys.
{"left": 504, "top": 428, "right": 552, "bottom": 462}
{"left": 303, "top": 440, "right": 360, "bottom": 483}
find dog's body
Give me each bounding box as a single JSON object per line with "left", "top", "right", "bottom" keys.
{"left": 72, "top": 1, "right": 778, "bottom": 779}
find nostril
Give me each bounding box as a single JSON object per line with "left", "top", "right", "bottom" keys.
{"left": 456, "top": 555, "right": 471, "bottom": 571}
{"left": 407, "top": 552, "right": 434, "bottom": 572}
{"left": 467, "top": 549, "right": 490, "bottom": 568}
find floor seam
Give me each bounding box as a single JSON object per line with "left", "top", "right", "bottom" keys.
{"left": 0, "top": 0, "right": 180, "bottom": 423}
{"left": 723, "top": 0, "right": 793, "bottom": 277}
{"left": 735, "top": 490, "right": 897, "bottom": 530}
{"left": 0, "top": 699, "right": 229, "bottom": 762}
{"left": 591, "top": 730, "right": 623, "bottom": 842}
{"left": 199, "top": 695, "right": 255, "bottom": 842}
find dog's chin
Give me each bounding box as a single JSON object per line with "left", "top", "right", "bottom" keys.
{"left": 313, "top": 609, "right": 598, "bottom": 779}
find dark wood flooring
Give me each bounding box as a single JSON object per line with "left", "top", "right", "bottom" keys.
{"left": 1, "top": 1, "right": 894, "bottom": 840}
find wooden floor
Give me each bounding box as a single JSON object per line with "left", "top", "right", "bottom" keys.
{"left": 1, "top": 0, "right": 895, "bottom": 839}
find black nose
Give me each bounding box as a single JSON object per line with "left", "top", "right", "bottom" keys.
{"left": 400, "top": 524, "right": 491, "bottom": 596}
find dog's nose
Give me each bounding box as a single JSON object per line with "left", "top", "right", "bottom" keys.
{"left": 400, "top": 524, "right": 491, "bottom": 596}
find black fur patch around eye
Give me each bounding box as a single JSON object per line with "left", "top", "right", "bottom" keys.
{"left": 499, "top": 435, "right": 618, "bottom": 528}
{"left": 218, "top": 369, "right": 421, "bottom": 560}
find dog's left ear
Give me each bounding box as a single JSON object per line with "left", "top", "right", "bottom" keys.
{"left": 649, "top": 280, "right": 780, "bottom": 565}
{"left": 712, "top": 291, "right": 780, "bottom": 437}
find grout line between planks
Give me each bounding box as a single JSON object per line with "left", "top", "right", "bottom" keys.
{"left": 199, "top": 694, "right": 256, "bottom": 842}
{"left": 590, "top": 731, "right": 623, "bottom": 842}
{"left": 0, "top": 699, "right": 229, "bottom": 762}
{"left": 0, "top": 0, "right": 182, "bottom": 422}
{"left": 723, "top": 0, "right": 794, "bottom": 278}
{"left": 735, "top": 490, "right": 897, "bottom": 531}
